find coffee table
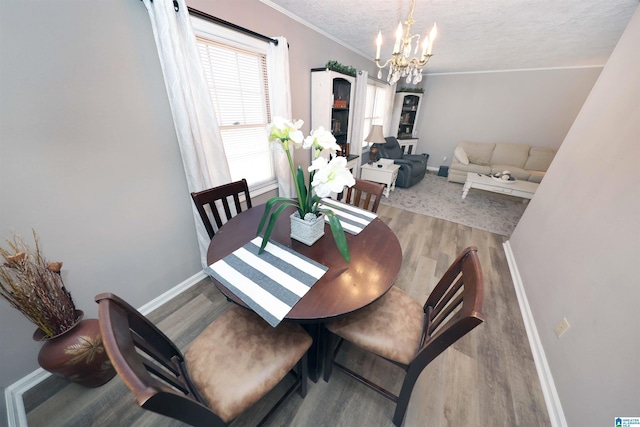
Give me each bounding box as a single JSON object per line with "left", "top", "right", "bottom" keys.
{"left": 462, "top": 172, "right": 539, "bottom": 201}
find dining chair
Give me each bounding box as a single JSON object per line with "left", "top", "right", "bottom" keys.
{"left": 95, "top": 293, "right": 312, "bottom": 427}
{"left": 191, "top": 179, "right": 252, "bottom": 238}
{"left": 343, "top": 178, "right": 385, "bottom": 213}
{"left": 323, "top": 246, "right": 485, "bottom": 426}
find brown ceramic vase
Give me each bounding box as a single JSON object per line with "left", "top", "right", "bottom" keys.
{"left": 33, "top": 310, "right": 116, "bottom": 387}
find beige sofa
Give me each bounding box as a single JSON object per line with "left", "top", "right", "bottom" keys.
{"left": 447, "top": 140, "right": 556, "bottom": 184}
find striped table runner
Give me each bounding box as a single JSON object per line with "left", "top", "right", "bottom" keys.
{"left": 205, "top": 236, "right": 328, "bottom": 327}
{"left": 318, "top": 198, "right": 377, "bottom": 235}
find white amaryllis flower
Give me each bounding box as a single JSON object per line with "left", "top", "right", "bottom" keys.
{"left": 309, "top": 156, "right": 356, "bottom": 197}
{"left": 261, "top": 117, "right": 354, "bottom": 262}
{"left": 269, "top": 116, "right": 304, "bottom": 149}
{"left": 303, "top": 126, "right": 341, "bottom": 159}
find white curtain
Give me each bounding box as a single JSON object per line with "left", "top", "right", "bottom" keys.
{"left": 349, "top": 70, "right": 369, "bottom": 177}
{"left": 267, "top": 37, "right": 295, "bottom": 198}
{"left": 142, "top": 0, "right": 232, "bottom": 267}
{"left": 383, "top": 82, "right": 397, "bottom": 137}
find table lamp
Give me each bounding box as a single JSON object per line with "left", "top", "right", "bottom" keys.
{"left": 365, "top": 124, "right": 385, "bottom": 164}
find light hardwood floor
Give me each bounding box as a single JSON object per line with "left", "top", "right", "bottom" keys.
{"left": 24, "top": 204, "right": 550, "bottom": 426}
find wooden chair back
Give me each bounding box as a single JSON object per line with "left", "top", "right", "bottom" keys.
{"left": 95, "top": 293, "right": 226, "bottom": 427}
{"left": 323, "top": 246, "right": 484, "bottom": 426}
{"left": 344, "top": 178, "right": 385, "bottom": 213}
{"left": 191, "top": 179, "right": 252, "bottom": 238}
{"left": 396, "top": 247, "right": 484, "bottom": 425}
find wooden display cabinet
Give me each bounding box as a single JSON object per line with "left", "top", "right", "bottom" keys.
{"left": 391, "top": 92, "right": 423, "bottom": 140}
{"left": 311, "top": 68, "right": 356, "bottom": 158}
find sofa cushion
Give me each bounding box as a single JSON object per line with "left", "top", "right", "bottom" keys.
{"left": 527, "top": 170, "right": 545, "bottom": 183}
{"left": 525, "top": 147, "right": 556, "bottom": 171}
{"left": 451, "top": 159, "right": 492, "bottom": 175}
{"left": 459, "top": 141, "right": 495, "bottom": 166}
{"left": 454, "top": 146, "right": 469, "bottom": 165}
{"left": 491, "top": 164, "right": 530, "bottom": 181}
{"left": 490, "top": 143, "right": 530, "bottom": 168}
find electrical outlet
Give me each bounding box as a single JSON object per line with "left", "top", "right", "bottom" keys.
{"left": 554, "top": 317, "right": 571, "bottom": 338}
{"left": 443, "top": 156, "right": 447, "bottom": 162}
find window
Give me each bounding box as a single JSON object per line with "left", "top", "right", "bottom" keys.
{"left": 192, "top": 19, "right": 275, "bottom": 191}
{"left": 362, "top": 80, "right": 389, "bottom": 148}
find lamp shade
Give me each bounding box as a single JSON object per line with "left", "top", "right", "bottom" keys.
{"left": 365, "top": 125, "right": 386, "bottom": 144}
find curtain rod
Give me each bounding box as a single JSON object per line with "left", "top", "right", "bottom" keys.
{"left": 187, "top": 7, "right": 278, "bottom": 45}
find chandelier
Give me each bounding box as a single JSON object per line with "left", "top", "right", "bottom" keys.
{"left": 375, "top": 0, "right": 437, "bottom": 84}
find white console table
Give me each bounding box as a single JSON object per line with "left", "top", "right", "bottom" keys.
{"left": 361, "top": 162, "right": 401, "bottom": 197}
{"left": 345, "top": 154, "right": 359, "bottom": 172}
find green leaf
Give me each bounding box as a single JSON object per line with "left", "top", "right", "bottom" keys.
{"left": 307, "top": 171, "right": 316, "bottom": 213}
{"left": 295, "top": 166, "right": 307, "bottom": 217}
{"left": 257, "top": 197, "right": 297, "bottom": 235}
{"left": 311, "top": 194, "right": 321, "bottom": 212}
{"left": 321, "top": 210, "right": 350, "bottom": 262}
{"left": 259, "top": 203, "right": 294, "bottom": 253}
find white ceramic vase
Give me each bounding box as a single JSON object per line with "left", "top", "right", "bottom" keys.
{"left": 290, "top": 212, "right": 324, "bottom": 245}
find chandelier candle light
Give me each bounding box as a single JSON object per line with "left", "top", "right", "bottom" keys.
{"left": 375, "top": 0, "right": 437, "bottom": 84}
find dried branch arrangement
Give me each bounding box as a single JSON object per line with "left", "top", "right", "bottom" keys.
{"left": 0, "top": 230, "right": 77, "bottom": 338}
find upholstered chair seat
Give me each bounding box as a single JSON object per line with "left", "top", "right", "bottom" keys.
{"left": 185, "top": 305, "right": 312, "bottom": 423}
{"left": 326, "top": 286, "right": 423, "bottom": 365}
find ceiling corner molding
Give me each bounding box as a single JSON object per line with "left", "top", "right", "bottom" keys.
{"left": 426, "top": 64, "right": 606, "bottom": 77}
{"left": 259, "top": 0, "right": 372, "bottom": 61}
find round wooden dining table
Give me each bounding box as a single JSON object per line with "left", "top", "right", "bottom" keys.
{"left": 206, "top": 203, "right": 403, "bottom": 380}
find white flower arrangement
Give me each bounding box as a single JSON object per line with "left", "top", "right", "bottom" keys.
{"left": 257, "top": 117, "right": 355, "bottom": 261}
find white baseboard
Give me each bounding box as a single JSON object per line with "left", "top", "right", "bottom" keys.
{"left": 4, "top": 270, "right": 207, "bottom": 427}
{"left": 136, "top": 271, "right": 207, "bottom": 315}
{"left": 502, "top": 241, "right": 567, "bottom": 427}
{"left": 5, "top": 369, "right": 46, "bottom": 427}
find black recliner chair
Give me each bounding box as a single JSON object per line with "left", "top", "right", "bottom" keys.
{"left": 373, "top": 137, "right": 428, "bottom": 188}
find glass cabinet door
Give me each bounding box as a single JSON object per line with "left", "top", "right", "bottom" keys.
{"left": 331, "top": 77, "right": 351, "bottom": 155}
{"left": 397, "top": 94, "right": 420, "bottom": 139}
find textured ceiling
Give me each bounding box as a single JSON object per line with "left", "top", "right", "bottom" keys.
{"left": 263, "top": 0, "right": 638, "bottom": 75}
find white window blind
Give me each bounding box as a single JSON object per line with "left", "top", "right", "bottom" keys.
{"left": 362, "top": 81, "right": 389, "bottom": 147}
{"left": 196, "top": 36, "right": 274, "bottom": 187}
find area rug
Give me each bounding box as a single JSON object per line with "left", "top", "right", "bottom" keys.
{"left": 380, "top": 172, "right": 529, "bottom": 236}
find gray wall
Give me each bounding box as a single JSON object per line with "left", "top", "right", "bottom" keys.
{"left": 415, "top": 67, "right": 601, "bottom": 168}
{"left": 509, "top": 8, "right": 639, "bottom": 426}
{"left": 0, "top": 0, "right": 200, "bottom": 416}
{"left": 0, "top": 0, "right": 382, "bottom": 423}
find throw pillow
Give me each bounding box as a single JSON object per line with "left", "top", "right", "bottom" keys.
{"left": 454, "top": 146, "right": 469, "bottom": 165}
{"left": 459, "top": 141, "right": 496, "bottom": 165}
